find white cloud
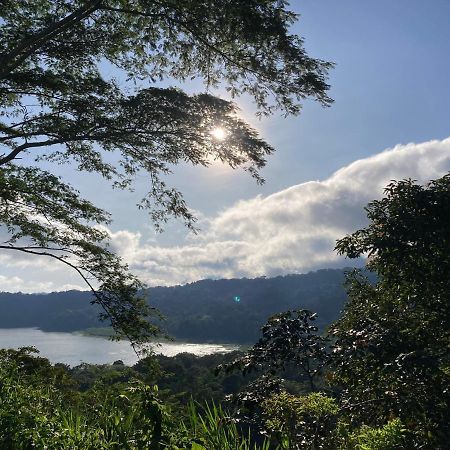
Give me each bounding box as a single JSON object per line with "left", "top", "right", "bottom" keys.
{"left": 0, "top": 274, "right": 77, "bottom": 293}
{"left": 1, "top": 137, "right": 450, "bottom": 291}
{"left": 117, "top": 138, "right": 450, "bottom": 285}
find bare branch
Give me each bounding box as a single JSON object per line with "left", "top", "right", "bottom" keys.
{"left": 0, "top": 244, "right": 96, "bottom": 292}
{"left": 0, "top": 244, "right": 143, "bottom": 356}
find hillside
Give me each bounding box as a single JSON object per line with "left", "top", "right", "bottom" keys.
{"left": 0, "top": 268, "right": 354, "bottom": 343}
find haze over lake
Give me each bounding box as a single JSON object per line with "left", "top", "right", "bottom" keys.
{"left": 0, "top": 328, "right": 238, "bottom": 366}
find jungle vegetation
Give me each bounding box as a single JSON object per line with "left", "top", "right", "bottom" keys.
{"left": 0, "top": 175, "right": 449, "bottom": 449}
{"left": 1, "top": 1, "right": 448, "bottom": 448}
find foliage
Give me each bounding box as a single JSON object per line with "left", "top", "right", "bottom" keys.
{"left": 222, "top": 310, "right": 330, "bottom": 391}
{"left": 175, "top": 401, "right": 273, "bottom": 450}
{"left": 224, "top": 374, "right": 283, "bottom": 435}
{"left": 262, "top": 392, "right": 339, "bottom": 449}
{"left": 331, "top": 175, "right": 450, "bottom": 448}
{"left": 134, "top": 351, "right": 252, "bottom": 404}
{"left": 216, "top": 310, "right": 333, "bottom": 447}
{"left": 0, "top": 0, "right": 333, "bottom": 345}
{"left": 0, "top": 164, "right": 161, "bottom": 347}
{"left": 0, "top": 347, "right": 273, "bottom": 449}
{"left": 347, "top": 419, "right": 407, "bottom": 450}
{"left": 0, "top": 350, "right": 97, "bottom": 449}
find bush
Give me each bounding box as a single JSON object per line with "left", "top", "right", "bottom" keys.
{"left": 349, "top": 418, "right": 407, "bottom": 450}
{"left": 262, "top": 392, "right": 339, "bottom": 449}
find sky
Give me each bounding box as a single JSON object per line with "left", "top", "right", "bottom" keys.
{"left": 2, "top": 0, "right": 450, "bottom": 292}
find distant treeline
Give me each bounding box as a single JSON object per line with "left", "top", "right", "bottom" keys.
{"left": 0, "top": 268, "right": 358, "bottom": 343}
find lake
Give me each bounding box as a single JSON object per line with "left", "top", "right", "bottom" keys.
{"left": 0, "top": 328, "right": 238, "bottom": 366}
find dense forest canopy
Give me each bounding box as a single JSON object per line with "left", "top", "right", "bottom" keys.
{"left": 0, "top": 268, "right": 351, "bottom": 343}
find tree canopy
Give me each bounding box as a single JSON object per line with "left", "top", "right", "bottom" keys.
{"left": 0, "top": 1, "right": 333, "bottom": 347}
{"left": 221, "top": 310, "right": 329, "bottom": 391}
{"left": 219, "top": 175, "right": 450, "bottom": 448}
{"left": 331, "top": 175, "right": 450, "bottom": 448}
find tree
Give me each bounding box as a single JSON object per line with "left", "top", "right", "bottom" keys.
{"left": 0, "top": 1, "right": 333, "bottom": 346}
{"left": 222, "top": 310, "right": 330, "bottom": 392}
{"left": 330, "top": 175, "right": 450, "bottom": 448}
{"left": 218, "top": 310, "right": 331, "bottom": 444}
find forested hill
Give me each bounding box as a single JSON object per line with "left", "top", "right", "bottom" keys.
{"left": 0, "top": 268, "right": 354, "bottom": 343}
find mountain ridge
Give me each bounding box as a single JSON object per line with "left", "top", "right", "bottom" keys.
{"left": 0, "top": 268, "right": 357, "bottom": 343}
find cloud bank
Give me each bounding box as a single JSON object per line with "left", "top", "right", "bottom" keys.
{"left": 1, "top": 138, "right": 450, "bottom": 291}
{"left": 111, "top": 137, "right": 450, "bottom": 286}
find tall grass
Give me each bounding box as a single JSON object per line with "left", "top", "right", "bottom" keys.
{"left": 178, "top": 401, "right": 275, "bottom": 450}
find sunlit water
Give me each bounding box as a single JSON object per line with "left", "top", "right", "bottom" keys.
{"left": 0, "top": 328, "right": 238, "bottom": 366}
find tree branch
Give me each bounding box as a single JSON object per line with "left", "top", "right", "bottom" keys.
{"left": 0, "top": 139, "right": 65, "bottom": 165}
{"left": 0, "top": 244, "right": 143, "bottom": 356}
{"left": 0, "top": 244, "right": 96, "bottom": 293}
{"left": 0, "top": 0, "right": 102, "bottom": 79}
{"left": 99, "top": 3, "right": 283, "bottom": 89}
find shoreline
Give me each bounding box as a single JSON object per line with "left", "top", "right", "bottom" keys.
{"left": 73, "top": 326, "right": 251, "bottom": 348}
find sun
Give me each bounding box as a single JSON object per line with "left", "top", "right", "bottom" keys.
{"left": 210, "top": 127, "right": 227, "bottom": 141}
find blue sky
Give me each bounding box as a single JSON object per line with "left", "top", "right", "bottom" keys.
{"left": 2, "top": 1, "right": 450, "bottom": 291}
{"left": 255, "top": 0, "right": 450, "bottom": 190}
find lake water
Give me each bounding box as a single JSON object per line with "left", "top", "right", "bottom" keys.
{"left": 0, "top": 328, "right": 238, "bottom": 366}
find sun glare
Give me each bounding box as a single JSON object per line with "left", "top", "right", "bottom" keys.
{"left": 210, "top": 127, "right": 227, "bottom": 141}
